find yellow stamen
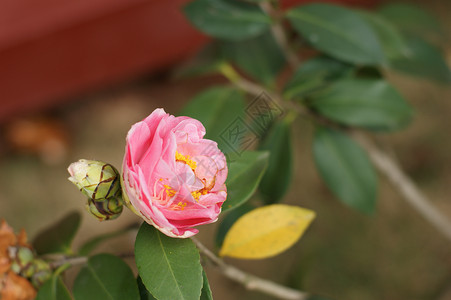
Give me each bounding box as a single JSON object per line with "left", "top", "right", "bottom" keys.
{"left": 164, "top": 185, "right": 176, "bottom": 197}
{"left": 191, "top": 191, "right": 201, "bottom": 201}
{"left": 177, "top": 201, "right": 187, "bottom": 210}
{"left": 191, "top": 188, "right": 209, "bottom": 202}
{"left": 175, "top": 151, "right": 197, "bottom": 171}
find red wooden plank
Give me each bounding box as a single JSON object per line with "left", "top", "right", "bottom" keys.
{"left": 0, "top": 0, "right": 148, "bottom": 48}
{"left": 0, "top": 0, "right": 378, "bottom": 122}
{"left": 0, "top": 0, "right": 207, "bottom": 122}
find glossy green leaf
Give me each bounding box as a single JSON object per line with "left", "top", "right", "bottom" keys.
{"left": 284, "top": 56, "right": 353, "bottom": 99}
{"left": 215, "top": 202, "right": 254, "bottom": 248}
{"left": 313, "top": 127, "right": 378, "bottom": 214}
{"left": 36, "top": 276, "right": 72, "bottom": 300}
{"left": 377, "top": 3, "right": 442, "bottom": 36}
{"left": 183, "top": 0, "right": 271, "bottom": 41}
{"left": 359, "top": 11, "right": 410, "bottom": 61}
{"left": 137, "top": 276, "right": 157, "bottom": 300}
{"left": 258, "top": 119, "right": 293, "bottom": 204}
{"left": 179, "top": 86, "right": 245, "bottom": 153}
{"left": 354, "top": 66, "right": 383, "bottom": 79}
{"left": 223, "top": 151, "right": 269, "bottom": 211}
{"left": 286, "top": 3, "right": 384, "bottom": 65}
{"left": 389, "top": 35, "right": 451, "bottom": 83}
{"left": 73, "top": 254, "right": 140, "bottom": 300}
{"left": 221, "top": 30, "right": 286, "bottom": 85}
{"left": 172, "top": 44, "right": 223, "bottom": 80}
{"left": 200, "top": 270, "right": 213, "bottom": 300}
{"left": 310, "top": 78, "right": 413, "bottom": 131}
{"left": 135, "top": 223, "right": 203, "bottom": 300}
{"left": 33, "top": 211, "right": 81, "bottom": 255}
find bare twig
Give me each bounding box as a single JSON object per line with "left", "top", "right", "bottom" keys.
{"left": 48, "top": 239, "right": 308, "bottom": 300}
{"left": 49, "top": 256, "right": 88, "bottom": 269}
{"left": 259, "top": 2, "right": 301, "bottom": 69}
{"left": 353, "top": 132, "right": 451, "bottom": 242}
{"left": 191, "top": 237, "right": 309, "bottom": 300}
{"left": 219, "top": 64, "right": 305, "bottom": 116}
{"left": 221, "top": 63, "right": 451, "bottom": 243}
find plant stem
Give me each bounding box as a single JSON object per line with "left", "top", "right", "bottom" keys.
{"left": 222, "top": 4, "right": 451, "bottom": 243}
{"left": 191, "top": 237, "right": 309, "bottom": 300}
{"left": 352, "top": 132, "right": 451, "bottom": 241}
{"left": 220, "top": 63, "right": 451, "bottom": 243}
{"left": 48, "top": 241, "right": 310, "bottom": 299}
{"left": 260, "top": 2, "right": 301, "bottom": 69}
{"left": 49, "top": 256, "right": 88, "bottom": 269}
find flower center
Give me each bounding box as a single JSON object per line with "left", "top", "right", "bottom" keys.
{"left": 165, "top": 151, "right": 217, "bottom": 204}
{"left": 191, "top": 189, "right": 208, "bottom": 201}
{"left": 163, "top": 185, "right": 176, "bottom": 198}
{"left": 175, "top": 151, "right": 197, "bottom": 171}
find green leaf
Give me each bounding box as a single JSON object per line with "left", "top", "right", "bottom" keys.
{"left": 78, "top": 223, "right": 138, "bottom": 256}
{"left": 223, "top": 151, "right": 269, "bottom": 211}
{"left": 377, "top": 3, "right": 442, "bottom": 36}
{"left": 313, "top": 127, "right": 378, "bottom": 214}
{"left": 33, "top": 211, "right": 81, "bottom": 255}
{"left": 258, "top": 119, "right": 293, "bottom": 204}
{"left": 73, "top": 254, "right": 140, "bottom": 300}
{"left": 358, "top": 11, "right": 410, "bottom": 61}
{"left": 389, "top": 34, "right": 451, "bottom": 83}
{"left": 172, "top": 44, "right": 223, "bottom": 80}
{"left": 179, "top": 86, "right": 245, "bottom": 153}
{"left": 200, "top": 270, "right": 213, "bottom": 300}
{"left": 36, "top": 276, "right": 72, "bottom": 300}
{"left": 221, "top": 30, "right": 286, "bottom": 85}
{"left": 135, "top": 223, "right": 203, "bottom": 300}
{"left": 215, "top": 202, "right": 254, "bottom": 248}
{"left": 137, "top": 276, "right": 157, "bottom": 300}
{"left": 183, "top": 0, "right": 271, "bottom": 41}
{"left": 310, "top": 78, "right": 413, "bottom": 131}
{"left": 286, "top": 3, "right": 385, "bottom": 65}
{"left": 284, "top": 56, "right": 353, "bottom": 99}
{"left": 354, "top": 66, "right": 383, "bottom": 79}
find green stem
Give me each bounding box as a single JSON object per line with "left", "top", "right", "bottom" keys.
{"left": 49, "top": 256, "right": 88, "bottom": 270}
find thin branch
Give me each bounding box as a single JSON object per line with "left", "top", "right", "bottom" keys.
{"left": 227, "top": 72, "right": 306, "bottom": 116}
{"left": 191, "top": 237, "right": 309, "bottom": 300}
{"left": 352, "top": 132, "right": 451, "bottom": 242}
{"left": 49, "top": 256, "right": 88, "bottom": 269}
{"left": 257, "top": 3, "right": 451, "bottom": 240}
{"left": 222, "top": 66, "right": 451, "bottom": 243}
{"left": 259, "top": 2, "right": 301, "bottom": 69}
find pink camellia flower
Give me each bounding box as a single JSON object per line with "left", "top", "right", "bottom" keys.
{"left": 121, "top": 108, "right": 228, "bottom": 238}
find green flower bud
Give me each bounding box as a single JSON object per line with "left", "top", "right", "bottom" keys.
{"left": 68, "top": 159, "right": 124, "bottom": 221}
{"left": 9, "top": 246, "right": 34, "bottom": 274}
{"left": 30, "top": 259, "right": 52, "bottom": 288}
{"left": 68, "top": 159, "right": 121, "bottom": 201}
{"left": 8, "top": 246, "right": 51, "bottom": 287}
{"left": 86, "top": 197, "right": 123, "bottom": 221}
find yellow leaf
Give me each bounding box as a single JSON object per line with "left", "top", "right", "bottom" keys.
{"left": 219, "top": 204, "right": 316, "bottom": 259}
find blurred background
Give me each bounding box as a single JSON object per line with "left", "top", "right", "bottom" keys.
{"left": 1, "top": 0, "right": 450, "bottom": 299}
